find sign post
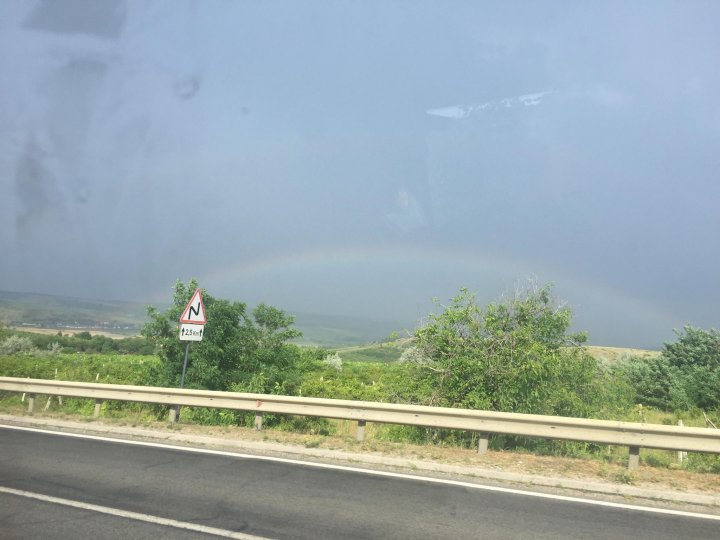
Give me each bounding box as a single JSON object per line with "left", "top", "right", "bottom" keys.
{"left": 179, "top": 342, "right": 191, "bottom": 389}
{"left": 172, "top": 288, "right": 207, "bottom": 421}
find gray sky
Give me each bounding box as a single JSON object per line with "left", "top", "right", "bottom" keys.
{"left": 2, "top": 0, "right": 719, "bottom": 347}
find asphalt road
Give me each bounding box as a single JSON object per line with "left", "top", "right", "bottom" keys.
{"left": 0, "top": 426, "right": 717, "bottom": 539}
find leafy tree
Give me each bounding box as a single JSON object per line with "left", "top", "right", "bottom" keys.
{"left": 663, "top": 326, "right": 720, "bottom": 370}
{"left": 142, "top": 279, "right": 308, "bottom": 393}
{"left": 613, "top": 355, "right": 690, "bottom": 410}
{"left": 405, "top": 283, "right": 621, "bottom": 417}
{"left": 615, "top": 326, "right": 720, "bottom": 411}
{"left": 661, "top": 326, "right": 719, "bottom": 410}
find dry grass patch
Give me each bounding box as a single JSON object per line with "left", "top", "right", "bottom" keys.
{"left": 585, "top": 345, "right": 660, "bottom": 364}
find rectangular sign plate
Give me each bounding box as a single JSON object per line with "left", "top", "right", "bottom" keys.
{"left": 179, "top": 323, "right": 204, "bottom": 341}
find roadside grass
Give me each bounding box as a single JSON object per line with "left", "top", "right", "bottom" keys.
{"left": 0, "top": 353, "right": 160, "bottom": 384}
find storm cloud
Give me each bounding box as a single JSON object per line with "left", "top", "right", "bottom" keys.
{"left": 1, "top": 1, "right": 719, "bottom": 347}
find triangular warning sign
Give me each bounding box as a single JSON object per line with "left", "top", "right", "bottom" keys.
{"left": 179, "top": 288, "right": 207, "bottom": 324}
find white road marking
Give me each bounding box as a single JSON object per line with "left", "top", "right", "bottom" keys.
{"left": 0, "top": 485, "right": 271, "bottom": 540}
{"left": 3, "top": 423, "right": 720, "bottom": 522}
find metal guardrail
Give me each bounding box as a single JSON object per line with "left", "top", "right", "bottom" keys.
{"left": 1, "top": 377, "right": 718, "bottom": 469}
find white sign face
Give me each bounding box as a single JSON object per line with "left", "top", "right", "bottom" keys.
{"left": 179, "top": 323, "right": 204, "bottom": 341}
{"left": 179, "top": 288, "right": 207, "bottom": 324}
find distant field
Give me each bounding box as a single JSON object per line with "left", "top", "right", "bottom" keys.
{"left": 0, "top": 289, "right": 149, "bottom": 335}
{"left": 9, "top": 326, "right": 133, "bottom": 339}
{"left": 585, "top": 345, "right": 660, "bottom": 363}
{"left": 335, "top": 339, "right": 413, "bottom": 362}
{"left": 0, "top": 289, "right": 405, "bottom": 348}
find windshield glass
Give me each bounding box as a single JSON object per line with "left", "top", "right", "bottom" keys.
{"left": 2, "top": 1, "right": 718, "bottom": 348}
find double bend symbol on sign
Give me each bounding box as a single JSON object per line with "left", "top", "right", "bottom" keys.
{"left": 179, "top": 288, "right": 207, "bottom": 324}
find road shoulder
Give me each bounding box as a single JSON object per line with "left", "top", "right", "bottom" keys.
{"left": 1, "top": 413, "right": 718, "bottom": 515}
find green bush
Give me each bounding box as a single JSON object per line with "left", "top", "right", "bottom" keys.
{"left": 0, "top": 353, "right": 161, "bottom": 385}
{"left": 613, "top": 355, "right": 691, "bottom": 410}
{"left": 616, "top": 326, "right": 720, "bottom": 411}
{"left": 0, "top": 335, "right": 36, "bottom": 355}
{"left": 143, "top": 280, "right": 316, "bottom": 395}
{"left": 685, "top": 453, "right": 720, "bottom": 474}
{"left": 0, "top": 329, "right": 155, "bottom": 356}
{"left": 404, "top": 284, "right": 631, "bottom": 418}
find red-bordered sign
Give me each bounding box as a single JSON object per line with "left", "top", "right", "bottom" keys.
{"left": 179, "top": 288, "right": 207, "bottom": 324}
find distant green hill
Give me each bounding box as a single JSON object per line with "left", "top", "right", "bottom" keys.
{"left": 0, "top": 290, "right": 408, "bottom": 347}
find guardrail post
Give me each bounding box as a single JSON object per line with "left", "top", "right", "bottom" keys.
{"left": 93, "top": 399, "right": 103, "bottom": 419}
{"left": 168, "top": 406, "right": 179, "bottom": 423}
{"left": 628, "top": 446, "right": 640, "bottom": 470}
{"left": 477, "top": 433, "right": 489, "bottom": 454}
{"left": 254, "top": 412, "right": 263, "bottom": 430}
{"left": 27, "top": 394, "right": 35, "bottom": 414}
{"left": 677, "top": 420, "right": 688, "bottom": 463}
{"left": 356, "top": 420, "right": 366, "bottom": 442}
